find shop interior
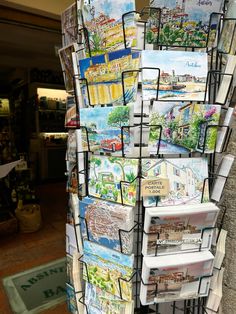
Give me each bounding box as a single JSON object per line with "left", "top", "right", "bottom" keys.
{"left": 0, "top": 1, "right": 77, "bottom": 313}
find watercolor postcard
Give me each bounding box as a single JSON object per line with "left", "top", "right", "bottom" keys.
{"left": 61, "top": 3, "right": 77, "bottom": 47}
{"left": 79, "top": 48, "right": 140, "bottom": 106}
{"left": 66, "top": 161, "right": 79, "bottom": 194}
{"left": 82, "top": 0, "right": 137, "bottom": 56}
{"left": 88, "top": 155, "right": 139, "bottom": 206}
{"left": 79, "top": 197, "right": 134, "bottom": 254}
{"left": 142, "top": 204, "right": 219, "bottom": 256}
{"left": 140, "top": 251, "right": 214, "bottom": 304}
{"left": 65, "top": 96, "right": 80, "bottom": 128}
{"left": 80, "top": 104, "right": 133, "bottom": 155}
{"left": 141, "top": 50, "right": 208, "bottom": 101}
{"left": 66, "top": 130, "right": 77, "bottom": 162}
{"left": 141, "top": 157, "right": 209, "bottom": 207}
{"left": 218, "top": 20, "right": 236, "bottom": 54}
{"left": 59, "top": 43, "right": 78, "bottom": 93}
{"left": 83, "top": 240, "right": 134, "bottom": 301}
{"left": 85, "top": 283, "right": 134, "bottom": 314}
{"left": 149, "top": 102, "right": 221, "bottom": 154}
{"left": 150, "top": 0, "right": 223, "bottom": 48}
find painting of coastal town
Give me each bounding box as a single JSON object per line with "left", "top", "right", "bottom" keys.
{"left": 83, "top": 241, "right": 134, "bottom": 301}
{"left": 150, "top": 0, "right": 223, "bottom": 47}
{"left": 142, "top": 207, "right": 219, "bottom": 256}
{"left": 82, "top": 0, "right": 137, "bottom": 56}
{"left": 149, "top": 102, "right": 221, "bottom": 154}
{"left": 85, "top": 283, "right": 134, "bottom": 314}
{"left": 141, "top": 158, "right": 209, "bottom": 207}
{"left": 141, "top": 256, "right": 213, "bottom": 304}
{"left": 89, "top": 155, "right": 138, "bottom": 206}
{"left": 142, "top": 50, "right": 208, "bottom": 101}
{"left": 79, "top": 48, "right": 140, "bottom": 106}
{"left": 80, "top": 105, "right": 133, "bottom": 155}
{"left": 79, "top": 197, "right": 134, "bottom": 254}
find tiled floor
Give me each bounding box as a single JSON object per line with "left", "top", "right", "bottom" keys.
{"left": 0, "top": 181, "right": 68, "bottom": 314}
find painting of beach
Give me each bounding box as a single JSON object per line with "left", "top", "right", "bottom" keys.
{"left": 141, "top": 50, "right": 208, "bottom": 101}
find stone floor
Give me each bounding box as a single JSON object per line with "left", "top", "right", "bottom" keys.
{"left": 0, "top": 181, "right": 68, "bottom": 314}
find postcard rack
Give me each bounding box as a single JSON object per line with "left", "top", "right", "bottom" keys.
{"left": 62, "top": 1, "right": 236, "bottom": 313}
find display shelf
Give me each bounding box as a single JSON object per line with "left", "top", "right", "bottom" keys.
{"left": 61, "top": 1, "right": 235, "bottom": 313}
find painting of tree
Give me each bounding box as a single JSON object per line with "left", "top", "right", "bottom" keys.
{"left": 107, "top": 107, "right": 130, "bottom": 128}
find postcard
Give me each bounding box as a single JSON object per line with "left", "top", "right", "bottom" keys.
{"left": 79, "top": 48, "right": 140, "bottom": 106}
{"left": 89, "top": 155, "right": 139, "bottom": 206}
{"left": 79, "top": 197, "right": 134, "bottom": 254}
{"left": 83, "top": 240, "right": 134, "bottom": 301}
{"left": 142, "top": 157, "right": 209, "bottom": 207}
{"left": 65, "top": 96, "right": 80, "bottom": 128}
{"left": 61, "top": 3, "right": 78, "bottom": 47}
{"left": 215, "top": 55, "right": 236, "bottom": 105}
{"left": 85, "top": 282, "right": 134, "bottom": 314}
{"left": 150, "top": 0, "right": 223, "bottom": 48}
{"left": 141, "top": 50, "right": 208, "bottom": 101}
{"left": 66, "top": 130, "right": 77, "bottom": 162}
{"left": 149, "top": 102, "right": 221, "bottom": 154}
{"left": 66, "top": 283, "right": 78, "bottom": 312}
{"left": 80, "top": 104, "right": 134, "bottom": 155}
{"left": 140, "top": 251, "right": 214, "bottom": 304}
{"left": 82, "top": 0, "right": 137, "bottom": 56}
{"left": 59, "top": 43, "right": 78, "bottom": 93}
{"left": 66, "top": 161, "right": 79, "bottom": 194}
{"left": 142, "top": 202, "right": 219, "bottom": 256}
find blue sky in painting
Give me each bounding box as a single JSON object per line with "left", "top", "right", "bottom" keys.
{"left": 89, "top": 0, "right": 135, "bottom": 20}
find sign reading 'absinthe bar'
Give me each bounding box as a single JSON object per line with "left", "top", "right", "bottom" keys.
{"left": 3, "top": 258, "right": 66, "bottom": 313}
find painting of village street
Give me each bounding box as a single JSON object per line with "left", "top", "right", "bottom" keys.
{"left": 85, "top": 282, "right": 133, "bottom": 314}
{"left": 79, "top": 197, "right": 134, "bottom": 254}
{"left": 82, "top": 0, "right": 137, "bottom": 56}
{"left": 89, "top": 155, "right": 138, "bottom": 206}
{"left": 145, "top": 261, "right": 211, "bottom": 303}
{"left": 149, "top": 102, "right": 221, "bottom": 154}
{"left": 142, "top": 50, "right": 208, "bottom": 101}
{"left": 144, "top": 211, "right": 217, "bottom": 256}
{"left": 83, "top": 241, "right": 134, "bottom": 301}
{"left": 80, "top": 105, "right": 133, "bottom": 155}
{"left": 79, "top": 48, "right": 140, "bottom": 106}
{"left": 142, "top": 158, "right": 209, "bottom": 207}
{"left": 150, "top": 0, "right": 223, "bottom": 47}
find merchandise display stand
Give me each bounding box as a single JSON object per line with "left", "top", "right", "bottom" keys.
{"left": 60, "top": 1, "right": 236, "bottom": 313}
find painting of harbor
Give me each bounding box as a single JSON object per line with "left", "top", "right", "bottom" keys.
{"left": 148, "top": 102, "right": 221, "bottom": 154}
{"left": 79, "top": 48, "right": 140, "bottom": 106}
{"left": 141, "top": 50, "right": 208, "bottom": 101}
{"left": 150, "top": 0, "right": 223, "bottom": 47}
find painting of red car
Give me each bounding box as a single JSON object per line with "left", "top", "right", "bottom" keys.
{"left": 100, "top": 138, "right": 122, "bottom": 152}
